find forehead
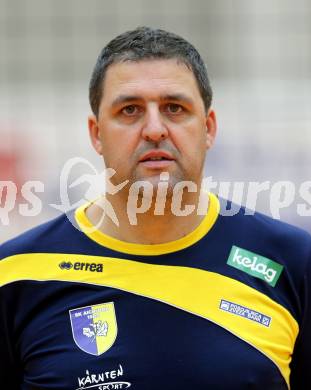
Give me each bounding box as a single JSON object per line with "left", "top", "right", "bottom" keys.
{"left": 101, "top": 59, "right": 203, "bottom": 105}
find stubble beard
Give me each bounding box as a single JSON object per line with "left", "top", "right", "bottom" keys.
{"left": 105, "top": 156, "right": 205, "bottom": 217}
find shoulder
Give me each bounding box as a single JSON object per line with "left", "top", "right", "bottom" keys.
{"left": 217, "top": 197, "right": 311, "bottom": 277}
{"left": 248, "top": 204, "right": 310, "bottom": 249}
{"left": 0, "top": 210, "right": 78, "bottom": 261}
{"left": 218, "top": 197, "right": 311, "bottom": 245}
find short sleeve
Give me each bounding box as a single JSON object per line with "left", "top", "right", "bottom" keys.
{"left": 290, "top": 250, "right": 311, "bottom": 389}
{"left": 0, "top": 290, "right": 20, "bottom": 388}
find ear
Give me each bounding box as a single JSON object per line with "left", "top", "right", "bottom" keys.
{"left": 88, "top": 114, "right": 103, "bottom": 155}
{"left": 205, "top": 109, "right": 217, "bottom": 149}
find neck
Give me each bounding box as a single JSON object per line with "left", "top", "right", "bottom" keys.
{"left": 86, "top": 189, "right": 209, "bottom": 245}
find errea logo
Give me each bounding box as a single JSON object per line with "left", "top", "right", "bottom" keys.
{"left": 227, "top": 246, "right": 283, "bottom": 287}
{"left": 59, "top": 261, "right": 103, "bottom": 272}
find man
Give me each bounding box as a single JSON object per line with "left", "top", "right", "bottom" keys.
{"left": 0, "top": 27, "right": 310, "bottom": 389}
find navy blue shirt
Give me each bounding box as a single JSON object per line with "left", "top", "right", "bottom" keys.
{"left": 1, "top": 194, "right": 310, "bottom": 389}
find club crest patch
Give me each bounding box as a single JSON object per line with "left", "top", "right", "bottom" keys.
{"left": 69, "top": 302, "right": 118, "bottom": 356}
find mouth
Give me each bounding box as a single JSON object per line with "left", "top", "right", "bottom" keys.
{"left": 140, "top": 156, "right": 173, "bottom": 162}
{"left": 138, "top": 158, "right": 175, "bottom": 169}
{"left": 138, "top": 151, "right": 175, "bottom": 169}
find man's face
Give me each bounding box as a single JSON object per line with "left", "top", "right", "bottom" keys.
{"left": 88, "top": 59, "right": 217, "bottom": 195}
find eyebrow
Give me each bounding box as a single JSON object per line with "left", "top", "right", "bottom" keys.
{"left": 111, "top": 93, "right": 194, "bottom": 108}
{"left": 111, "top": 95, "right": 141, "bottom": 107}
{"left": 162, "top": 94, "right": 194, "bottom": 106}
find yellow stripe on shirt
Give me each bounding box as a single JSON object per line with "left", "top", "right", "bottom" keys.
{"left": 0, "top": 252, "right": 298, "bottom": 387}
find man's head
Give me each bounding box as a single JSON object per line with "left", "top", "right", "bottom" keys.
{"left": 89, "top": 26, "right": 213, "bottom": 117}
{"left": 88, "top": 27, "right": 217, "bottom": 201}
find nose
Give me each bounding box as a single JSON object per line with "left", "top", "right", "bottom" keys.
{"left": 141, "top": 105, "right": 168, "bottom": 143}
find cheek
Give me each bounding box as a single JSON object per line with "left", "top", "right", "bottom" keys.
{"left": 100, "top": 131, "right": 137, "bottom": 167}
{"left": 101, "top": 121, "right": 140, "bottom": 146}
{"left": 172, "top": 124, "right": 206, "bottom": 157}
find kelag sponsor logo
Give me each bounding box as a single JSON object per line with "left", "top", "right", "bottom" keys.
{"left": 227, "top": 246, "right": 283, "bottom": 287}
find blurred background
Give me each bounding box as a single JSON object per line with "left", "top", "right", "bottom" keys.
{"left": 1, "top": 0, "right": 310, "bottom": 242}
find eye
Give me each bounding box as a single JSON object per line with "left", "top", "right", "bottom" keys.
{"left": 121, "top": 105, "right": 140, "bottom": 116}
{"left": 166, "top": 103, "right": 183, "bottom": 114}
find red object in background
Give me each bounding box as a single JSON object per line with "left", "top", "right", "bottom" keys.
{"left": 0, "top": 151, "right": 23, "bottom": 201}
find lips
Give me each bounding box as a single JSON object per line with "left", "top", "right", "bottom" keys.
{"left": 138, "top": 150, "right": 175, "bottom": 170}
{"left": 139, "top": 150, "right": 174, "bottom": 162}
